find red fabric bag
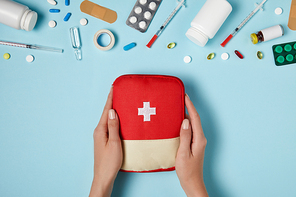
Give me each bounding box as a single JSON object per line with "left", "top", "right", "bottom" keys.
{"left": 113, "top": 75, "right": 185, "bottom": 172}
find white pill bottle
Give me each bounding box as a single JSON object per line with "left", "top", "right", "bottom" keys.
{"left": 0, "top": 0, "right": 38, "bottom": 31}
{"left": 186, "top": 0, "right": 232, "bottom": 47}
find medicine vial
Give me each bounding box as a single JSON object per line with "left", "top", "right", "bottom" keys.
{"left": 0, "top": 0, "right": 38, "bottom": 31}
{"left": 186, "top": 0, "right": 232, "bottom": 47}
{"left": 250, "top": 25, "right": 284, "bottom": 44}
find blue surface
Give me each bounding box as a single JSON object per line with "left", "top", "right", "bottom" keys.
{"left": 1, "top": 0, "right": 296, "bottom": 196}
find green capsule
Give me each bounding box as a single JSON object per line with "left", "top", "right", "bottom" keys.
{"left": 167, "top": 42, "right": 176, "bottom": 49}
{"left": 207, "top": 53, "right": 215, "bottom": 60}
{"left": 257, "top": 51, "right": 263, "bottom": 60}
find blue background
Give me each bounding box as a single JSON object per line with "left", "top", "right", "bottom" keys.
{"left": 1, "top": 0, "right": 296, "bottom": 196}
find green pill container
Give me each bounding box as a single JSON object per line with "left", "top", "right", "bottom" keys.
{"left": 272, "top": 41, "right": 296, "bottom": 66}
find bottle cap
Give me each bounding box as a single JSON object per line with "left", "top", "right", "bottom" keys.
{"left": 186, "top": 27, "right": 208, "bottom": 47}
{"left": 22, "top": 10, "right": 38, "bottom": 31}
{"left": 250, "top": 33, "right": 258, "bottom": 44}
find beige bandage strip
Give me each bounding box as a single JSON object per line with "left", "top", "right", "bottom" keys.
{"left": 288, "top": 0, "right": 296, "bottom": 30}
{"left": 121, "top": 137, "right": 180, "bottom": 172}
{"left": 80, "top": 0, "right": 117, "bottom": 24}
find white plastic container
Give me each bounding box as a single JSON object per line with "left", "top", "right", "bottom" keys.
{"left": 0, "top": 0, "right": 38, "bottom": 31}
{"left": 186, "top": 0, "right": 232, "bottom": 47}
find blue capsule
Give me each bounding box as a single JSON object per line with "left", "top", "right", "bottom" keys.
{"left": 65, "top": 0, "right": 70, "bottom": 6}
{"left": 49, "top": 9, "right": 60, "bottom": 13}
{"left": 64, "top": 12, "right": 72, "bottom": 21}
{"left": 123, "top": 42, "right": 136, "bottom": 51}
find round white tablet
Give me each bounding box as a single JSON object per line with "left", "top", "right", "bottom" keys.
{"left": 221, "top": 52, "right": 229, "bottom": 60}
{"left": 139, "top": 0, "right": 147, "bottom": 5}
{"left": 48, "top": 20, "right": 56, "bottom": 28}
{"left": 26, "top": 55, "right": 34, "bottom": 63}
{"left": 139, "top": 21, "right": 146, "bottom": 29}
{"left": 129, "top": 16, "right": 137, "bottom": 24}
{"left": 149, "top": 2, "right": 157, "bottom": 10}
{"left": 184, "top": 55, "right": 192, "bottom": 63}
{"left": 47, "top": 0, "right": 57, "bottom": 6}
{"left": 80, "top": 18, "right": 88, "bottom": 26}
{"left": 144, "top": 11, "right": 152, "bottom": 19}
{"left": 134, "top": 7, "right": 142, "bottom": 14}
{"left": 275, "top": 7, "right": 283, "bottom": 15}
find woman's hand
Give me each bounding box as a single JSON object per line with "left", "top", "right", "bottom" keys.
{"left": 175, "top": 94, "right": 208, "bottom": 197}
{"left": 89, "top": 88, "right": 123, "bottom": 197}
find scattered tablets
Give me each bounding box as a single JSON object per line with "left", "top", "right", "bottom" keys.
{"left": 124, "top": 42, "right": 137, "bottom": 51}
{"left": 3, "top": 53, "right": 10, "bottom": 60}
{"left": 80, "top": 18, "right": 88, "bottom": 26}
{"left": 48, "top": 20, "right": 57, "bottom": 28}
{"left": 184, "top": 56, "right": 192, "bottom": 63}
{"left": 275, "top": 7, "right": 283, "bottom": 15}
{"left": 64, "top": 12, "right": 72, "bottom": 21}
{"left": 47, "top": 0, "right": 57, "bottom": 6}
{"left": 257, "top": 51, "right": 263, "bottom": 60}
{"left": 207, "top": 53, "right": 215, "bottom": 60}
{"left": 167, "top": 42, "right": 176, "bottom": 49}
{"left": 26, "top": 55, "right": 34, "bottom": 63}
{"left": 221, "top": 52, "right": 229, "bottom": 60}
{"left": 49, "top": 9, "right": 60, "bottom": 13}
{"left": 234, "top": 50, "right": 244, "bottom": 59}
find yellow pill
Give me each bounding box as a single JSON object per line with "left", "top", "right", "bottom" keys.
{"left": 3, "top": 53, "right": 10, "bottom": 60}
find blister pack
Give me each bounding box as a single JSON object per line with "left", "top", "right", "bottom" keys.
{"left": 126, "top": 0, "right": 162, "bottom": 33}
{"left": 272, "top": 41, "right": 296, "bottom": 66}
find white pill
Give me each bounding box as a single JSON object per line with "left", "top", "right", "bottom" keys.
{"left": 139, "top": 0, "right": 147, "bottom": 5}
{"left": 48, "top": 20, "right": 56, "bottom": 28}
{"left": 139, "top": 21, "right": 146, "bottom": 29}
{"left": 134, "top": 7, "right": 142, "bottom": 14}
{"left": 129, "top": 16, "right": 137, "bottom": 24}
{"left": 26, "top": 55, "right": 34, "bottom": 63}
{"left": 80, "top": 18, "right": 88, "bottom": 26}
{"left": 221, "top": 52, "right": 229, "bottom": 60}
{"left": 275, "top": 7, "right": 283, "bottom": 15}
{"left": 47, "top": 0, "right": 57, "bottom": 5}
{"left": 149, "top": 2, "right": 157, "bottom": 10}
{"left": 144, "top": 11, "right": 152, "bottom": 19}
{"left": 184, "top": 56, "right": 192, "bottom": 63}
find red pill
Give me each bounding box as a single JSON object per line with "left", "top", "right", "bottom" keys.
{"left": 234, "top": 50, "right": 244, "bottom": 59}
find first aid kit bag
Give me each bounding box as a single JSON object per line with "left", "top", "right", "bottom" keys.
{"left": 113, "top": 74, "right": 185, "bottom": 173}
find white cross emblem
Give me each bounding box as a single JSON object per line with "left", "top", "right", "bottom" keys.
{"left": 138, "top": 102, "right": 156, "bottom": 122}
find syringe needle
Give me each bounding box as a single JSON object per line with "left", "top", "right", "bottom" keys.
{"left": 220, "top": 0, "right": 267, "bottom": 47}
{"left": 146, "top": 0, "right": 185, "bottom": 48}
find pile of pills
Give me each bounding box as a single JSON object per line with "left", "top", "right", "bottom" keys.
{"left": 126, "top": 0, "right": 162, "bottom": 33}
{"left": 47, "top": 0, "right": 87, "bottom": 28}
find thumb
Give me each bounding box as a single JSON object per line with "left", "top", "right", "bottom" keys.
{"left": 108, "top": 109, "right": 120, "bottom": 141}
{"left": 178, "top": 119, "right": 192, "bottom": 154}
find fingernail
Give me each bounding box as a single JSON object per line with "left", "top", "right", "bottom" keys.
{"left": 185, "top": 93, "right": 190, "bottom": 100}
{"left": 182, "top": 119, "right": 189, "bottom": 130}
{"left": 109, "top": 109, "right": 115, "bottom": 120}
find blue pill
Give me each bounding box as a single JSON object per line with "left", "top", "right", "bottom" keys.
{"left": 49, "top": 9, "right": 60, "bottom": 13}
{"left": 65, "top": 0, "right": 70, "bottom": 6}
{"left": 123, "top": 42, "right": 136, "bottom": 51}
{"left": 64, "top": 12, "right": 72, "bottom": 21}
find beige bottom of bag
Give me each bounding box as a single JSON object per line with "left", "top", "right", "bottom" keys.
{"left": 121, "top": 137, "right": 180, "bottom": 172}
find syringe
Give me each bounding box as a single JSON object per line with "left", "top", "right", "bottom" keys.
{"left": 220, "top": 0, "right": 267, "bottom": 47}
{"left": 0, "top": 40, "right": 64, "bottom": 53}
{"left": 146, "top": 0, "right": 185, "bottom": 48}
